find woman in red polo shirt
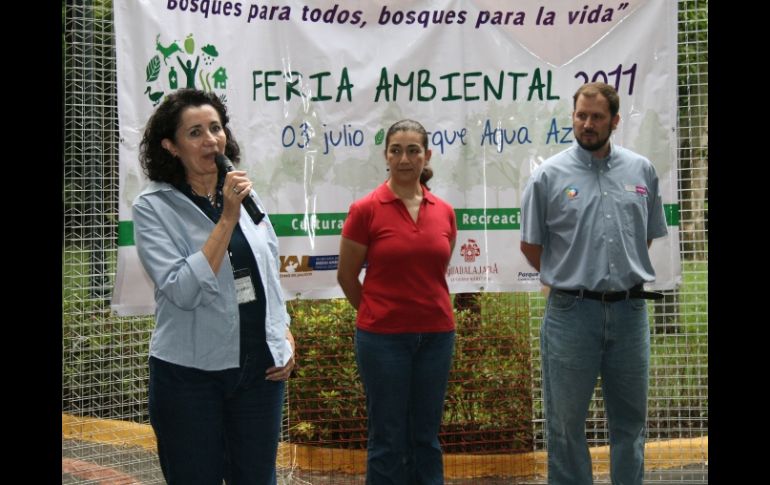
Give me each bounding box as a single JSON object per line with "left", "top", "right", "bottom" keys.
{"left": 337, "top": 119, "right": 457, "bottom": 485}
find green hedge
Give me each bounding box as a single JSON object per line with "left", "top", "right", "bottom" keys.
{"left": 287, "top": 293, "right": 534, "bottom": 453}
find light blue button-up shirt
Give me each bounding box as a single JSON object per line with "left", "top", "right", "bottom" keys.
{"left": 520, "top": 143, "right": 668, "bottom": 292}
{"left": 133, "top": 181, "right": 292, "bottom": 371}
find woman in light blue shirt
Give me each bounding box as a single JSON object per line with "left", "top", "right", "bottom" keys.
{"left": 133, "top": 89, "right": 295, "bottom": 485}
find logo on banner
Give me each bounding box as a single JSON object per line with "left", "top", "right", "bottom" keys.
{"left": 460, "top": 239, "right": 481, "bottom": 263}
{"left": 280, "top": 255, "right": 313, "bottom": 277}
{"left": 448, "top": 239, "right": 499, "bottom": 282}
{"left": 517, "top": 271, "right": 539, "bottom": 281}
{"left": 143, "top": 33, "right": 228, "bottom": 107}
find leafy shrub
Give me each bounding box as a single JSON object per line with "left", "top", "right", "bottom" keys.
{"left": 287, "top": 293, "right": 534, "bottom": 453}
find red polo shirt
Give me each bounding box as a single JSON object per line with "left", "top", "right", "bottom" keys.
{"left": 341, "top": 182, "right": 457, "bottom": 334}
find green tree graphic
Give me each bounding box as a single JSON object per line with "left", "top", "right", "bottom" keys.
{"left": 145, "top": 34, "right": 225, "bottom": 106}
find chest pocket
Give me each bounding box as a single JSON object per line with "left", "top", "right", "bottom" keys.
{"left": 621, "top": 191, "right": 648, "bottom": 236}
{"left": 549, "top": 188, "right": 586, "bottom": 239}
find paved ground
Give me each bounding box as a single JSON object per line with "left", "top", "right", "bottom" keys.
{"left": 63, "top": 439, "right": 707, "bottom": 484}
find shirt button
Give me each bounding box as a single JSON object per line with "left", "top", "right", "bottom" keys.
{"left": 609, "top": 238, "right": 614, "bottom": 243}
{"left": 603, "top": 192, "right": 608, "bottom": 196}
{"left": 610, "top": 263, "right": 615, "bottom": 267}
{"left": 606, "top": 214, "right": 611, "bottom": 219}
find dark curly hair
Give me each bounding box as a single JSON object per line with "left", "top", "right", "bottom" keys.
{"left": 139, "top": 89, "right": 241, "bottom": 185}
{"left": 384, "top": 119, "right": 433, "bottom": 186}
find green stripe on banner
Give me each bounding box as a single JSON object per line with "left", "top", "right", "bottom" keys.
{"left": 456, "top": 208, "right": 520, "bottom": 230}
{"left": 664, "top": 203, "right": 679, "bottom": 226}
{"left": 118, "top": 221, "right": 134, "bottom": 246}
{"left": 118, "top": 204, "right": 679, "bottom": 245}
{"left": 271, "top": 213, "right": 349, "bottom": 237}
{"left": 455, "top": 205, "right": 680, "bottom": 231}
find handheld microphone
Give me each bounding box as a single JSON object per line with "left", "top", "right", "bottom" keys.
{"left": 215, "top": 153, "right": 265, "bottom": 226}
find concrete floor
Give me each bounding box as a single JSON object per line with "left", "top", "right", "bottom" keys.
{"left": 63, "top": 439, "right": 708, "bottom": 484}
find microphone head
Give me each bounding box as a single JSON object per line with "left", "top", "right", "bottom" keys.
{"left": 214, "top": 152, "right": 234, "bottom": 172}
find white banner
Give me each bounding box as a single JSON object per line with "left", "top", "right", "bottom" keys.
{"left": 112, "top": 0, "right": 681, "bottom": 316}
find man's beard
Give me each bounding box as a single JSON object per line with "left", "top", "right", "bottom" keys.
{"left": 575, "top": 130, "right": 611, "bottom": 152}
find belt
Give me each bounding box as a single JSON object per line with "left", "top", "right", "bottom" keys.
{"left": 556, "top": 284, "right": 664, "bottom": 302}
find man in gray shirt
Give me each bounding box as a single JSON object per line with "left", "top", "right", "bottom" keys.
{"left": 520, "top": 82, "right": 667, "bottom": 485}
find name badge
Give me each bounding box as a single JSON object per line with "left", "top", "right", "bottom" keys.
{"left": 233, "top": 268, "right": 257, "bottom": 304}
{"left": 624, "top": 184, "right": 648, "bottom": 196}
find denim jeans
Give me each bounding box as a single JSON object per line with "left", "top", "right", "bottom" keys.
{"left": 149, "top": 355, "right": 285, "bottom": 485}
{"left": 355, "top": 328, "right": 455, "bottom": 485}
{"left": 541, "top": 290, "right": 650, "bottom": 485}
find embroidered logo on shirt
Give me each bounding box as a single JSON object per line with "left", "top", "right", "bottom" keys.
{"left": 565, "top": 186, "right": 579, "bottom": 200}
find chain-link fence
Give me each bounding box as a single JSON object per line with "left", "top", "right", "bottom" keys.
{"left": 63, "top": 1, "right": 707, "bottom": 483}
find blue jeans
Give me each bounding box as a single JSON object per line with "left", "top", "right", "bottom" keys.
{"left": 149, "top": 355, "right": 285, "bottom": 485}
{"left": 541, "top": 290, "right": 650, "bottom": 485}
{"left": 355, "top": 328, "right": 455, "bottom": 485}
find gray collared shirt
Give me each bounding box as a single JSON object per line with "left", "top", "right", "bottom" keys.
{"left": 520, "top": 143, "right": 668, "bottom": 292}
{"left": 133, "top": 181, "right": 292, "bottom": 371}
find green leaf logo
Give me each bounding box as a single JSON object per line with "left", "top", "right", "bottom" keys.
{"left": 146, "top": 56, "right": 161, "bottom": 82}
{"left": 374, "top": 128, "right": 385, "bottom": 145}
